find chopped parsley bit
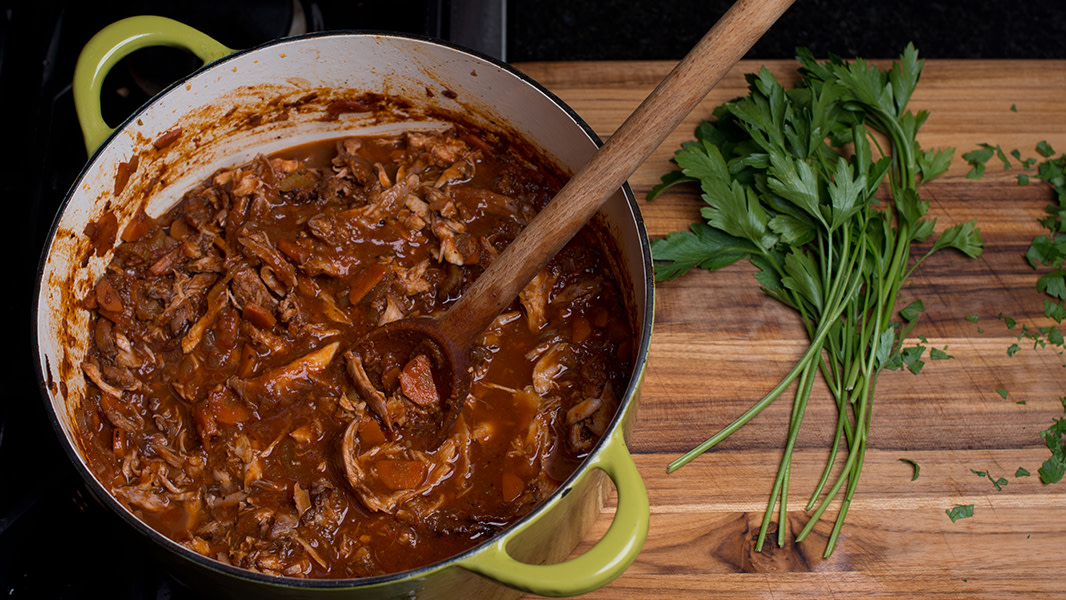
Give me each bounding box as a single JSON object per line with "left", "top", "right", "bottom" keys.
{"left": 1018, "top": 174, "right": 1030, "bottom": 185}
{"left": 1038, "top": 398, "right": 1066, "bottom": 484}
{"left": 1044, "top": 300, "right": 1066, "bottom": 323}
{"left": 900, "top": 300, "right": 925, "bottom": 323}
{"left": 1017, "top": 400, "right": 1027, "bottom": 405}
{"left": 946, "top": 504, "right": 975, "bottom": 522}
{"left": 1043, "top": 326, "right": 1064, "bottom": 347}
{"left": 899, "top": 457, "right": 920, "bottom": 481}
{"left": 963, "top": 146, "right": 992, "bottom": 179}
{"left": 1016, "top": 467, "right": 1031, "bottom": 477}
{"left": 901, "top": 343, "right": 926, "bottom": 374}
{"left": 971, "top": 468, "right": 1008, "bottom": 490}
{"left": 963, "top": 143, "right": 1014, "bottom": 177}
{"left": 930, "top": 346, "right": 953, "bottom": 360}
{"left": 996, "top": 388, "right": 1009, "bottom": 400}
{"left": 998, "top": 313, "right": 1017, "bottom": 329}
{"left": 1011, "top": 104, "right": 1018, "bottom": 112}
{"left": 1007, "top": 343, "right": 1021, "bottom": 356}
{"left": 965, "top": 315, "right": 980, "bottom": 323}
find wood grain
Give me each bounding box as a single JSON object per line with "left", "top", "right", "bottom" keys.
{"left": 513, "top": 59, "right": 1066, "bottom": 599}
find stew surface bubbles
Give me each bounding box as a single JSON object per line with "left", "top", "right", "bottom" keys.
{"left": 76, "top": 122, "right": 634, "bottom": 578}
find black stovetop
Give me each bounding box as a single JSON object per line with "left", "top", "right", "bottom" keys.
{"left": 3, "top": 0, "right": 1063, "bottom": 597}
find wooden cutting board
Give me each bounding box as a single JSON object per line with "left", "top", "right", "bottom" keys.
{"left": 513, "top": 59, "right": 1066, "bottom": 599}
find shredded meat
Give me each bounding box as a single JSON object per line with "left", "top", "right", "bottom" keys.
{"left": 77, "top": 124, "right": 633, "bottom": 579}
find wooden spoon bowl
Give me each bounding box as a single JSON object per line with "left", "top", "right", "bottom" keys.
{"left": 346, "top": 317, "right": 469, "bottom": 451}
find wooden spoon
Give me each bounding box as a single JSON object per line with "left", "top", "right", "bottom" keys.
{"left": 348, "top": 0, "right": 796, "bottom": 452}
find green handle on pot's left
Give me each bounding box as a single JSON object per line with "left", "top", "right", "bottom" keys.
{"left": 459, "top": 431, "right": 649, "bottom": 597}
{"left": 73, "top": 15, "right": 235, "bottom": 155}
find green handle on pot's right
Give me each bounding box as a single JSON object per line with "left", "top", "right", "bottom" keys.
{"left": 459, "top": 431, "right": 649, "bottom": 597}
{"left": 73, "top": 15, "right": 235, "bottom": 156}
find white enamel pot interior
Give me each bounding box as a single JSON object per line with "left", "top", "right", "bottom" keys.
{"left": 33, "top": 16, "right": 653, "bottom": 599}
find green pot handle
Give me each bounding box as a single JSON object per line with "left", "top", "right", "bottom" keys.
{"left": 460, "top": 432, "right": 649, "bottom": 597}
{"left": 73, "top": 15, "right": 236, "bottom": 156}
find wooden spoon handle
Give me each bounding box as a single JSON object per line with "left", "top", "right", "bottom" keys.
{"left": 439, "top": 0, "right": 795, "bottom": 346}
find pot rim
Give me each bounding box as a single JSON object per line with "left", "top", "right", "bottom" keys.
{"left": 32, "top": 25, "right": 654, "bottom": 590}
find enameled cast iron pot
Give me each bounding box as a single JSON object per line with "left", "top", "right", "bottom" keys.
{"left": 33, "top": 16, "right": 653, "bottom": 599}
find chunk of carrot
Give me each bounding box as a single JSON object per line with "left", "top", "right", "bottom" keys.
{"left": 242, "top": 302, "right": 277, "bottom": 330}
{"left": 358, "top": 417, "right": 388, "bottom": 447}
{"left": 192, "top": 402, "right": 218, "bottom": 449}
{"left": 399, "top": 354, "right": 438, "bottom": 407}
{"left": 501, "top": 471, "right": 525, "bottom": 503}
{"left": 570, "top": 315, "right": 592, "bottom": 345}
{"left": 276, "top": 237, "right": 310, "bottom": 264}
{"left": 374, "top": 459, "right": 427, "bottom": 491}
{"left": 95, "top": 277, "right": 123, "bottom": 314}
{"left": 237, "top": 343, "right": 259, "bottom": 378}
{"left": 348, "top": 263, "right": 388, "bottom": 305}
{"left": 207, "top": 385, "right": 253, "bottom": 425}
{"left": 120, "top": 207, "right": 155, "bottom": 242}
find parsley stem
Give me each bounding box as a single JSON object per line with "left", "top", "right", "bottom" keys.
{"left": 754, "top": 358, "right": 817, "bottom": 552}
{"left": 796, "top": 375, "right": 871, "bottom": 543}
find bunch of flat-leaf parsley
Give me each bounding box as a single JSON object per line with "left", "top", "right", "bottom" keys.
{"left": 649, "top": 44, "right": 983, "bottom": 557}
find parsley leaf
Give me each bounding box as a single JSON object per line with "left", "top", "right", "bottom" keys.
{"left": 899, "top": 457, "right": 920, "bottom": 481}
{"left": 900, "top": 300, "right": 925, "bottom": 323}
{"left": 901, "top": 344, "right": 926, "bottom": 374}
{"left": 1038, "top": 401, "right": 1066, "bottom": 484}
{"left": 650, "top": 223, "right": 760, "bottom": 280}
{"left": 930, "top": 346, "right": 953, "bottom": 360}
{"left": 946, "top": 504, "right": 975, "bottom": 522}
{"left": 963, "top": 146, "right": 993, "bottom": 179}
{"left": 1039, "top": 457, "right": 1066, "bottom": 484}
{"left": 971, "top": 468, "right": 1008, "bottom": 490}
{"left": 1044, "top": 300, "right": 1066, "bottom": 323}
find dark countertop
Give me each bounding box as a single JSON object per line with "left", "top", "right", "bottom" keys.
{"left": 507, "top": 0, "right": 1066, "bottom": 61}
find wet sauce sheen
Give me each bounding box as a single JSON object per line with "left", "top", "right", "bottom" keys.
{"left": 76, "top": 122, "right": 633, "bottom": 578}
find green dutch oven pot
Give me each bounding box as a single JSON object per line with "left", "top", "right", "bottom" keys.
{"left": 34, "top": 15, "right": 652, "bottom": 600}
